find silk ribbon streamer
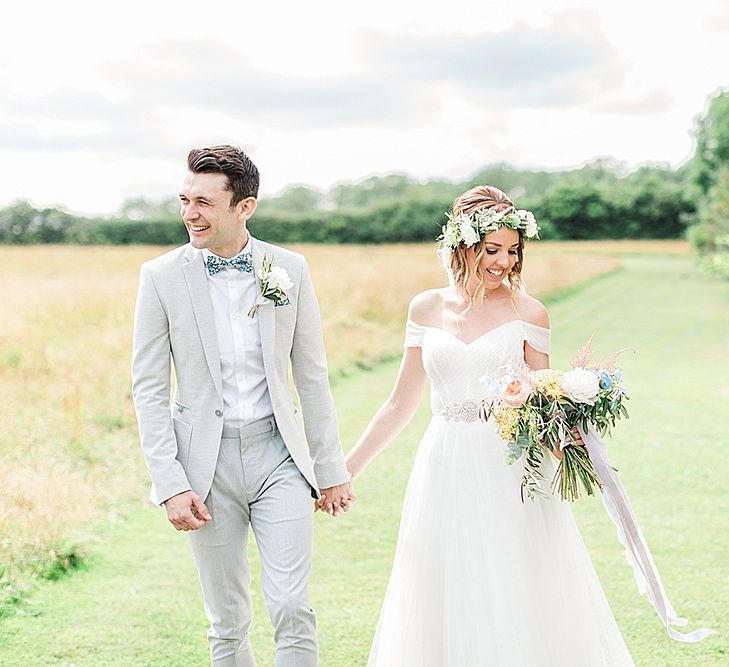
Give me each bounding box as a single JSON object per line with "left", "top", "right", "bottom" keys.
{"left": 577, "top": 424, "right": 715, "bottom": 643}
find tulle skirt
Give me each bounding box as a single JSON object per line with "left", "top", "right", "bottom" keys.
{"left": 368, "top": 417, "right": 635, "bottom": 667}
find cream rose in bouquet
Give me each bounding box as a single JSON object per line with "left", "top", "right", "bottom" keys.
{"left": 480, "top": 340, "right": 629, "bottom": 502}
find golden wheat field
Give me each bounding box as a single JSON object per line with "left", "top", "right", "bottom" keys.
{"left": 1, "top": 241, "right": 663, "bottom": 584}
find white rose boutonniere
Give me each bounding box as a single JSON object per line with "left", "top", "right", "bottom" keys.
{"left": 248, "top": 255, "right": 294, "bottom": 317}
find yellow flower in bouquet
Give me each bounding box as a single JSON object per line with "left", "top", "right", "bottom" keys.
{"left": 531, "top": 368, "right": 564, "bottom": 398}
{"left": 495, "top": 406, "right": 521, "bottom": 441}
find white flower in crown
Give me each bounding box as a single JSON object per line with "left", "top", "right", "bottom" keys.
{"left": 518, "top": 209, "right": 539, "bottom": 239}
{"left": 441, "top": 224, "right": 458, "bottom": 249}
{"left": 458, "top": 215, "right": 480, "bottom": 247}
{"left": 248, "top": 255, "right": 294, "bottom": 316}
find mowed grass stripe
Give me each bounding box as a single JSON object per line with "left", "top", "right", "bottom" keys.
{"left": 551, "top": 256, "right": 728, "bottom": 667}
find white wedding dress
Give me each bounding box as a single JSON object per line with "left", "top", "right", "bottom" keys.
{"left": 367, "top": 319, "right": 635, "bottom": 666}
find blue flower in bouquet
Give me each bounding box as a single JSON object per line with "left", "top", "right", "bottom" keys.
{"left": 598, "top": 370, "right": 613, "bottom": 390}
{"left": 610, "top": 367, "right": 628, "bottom": 396}
{"left": 479, "top": 374, "right": 506, "bottom": 402}
{"left": 480, "top": 363, "right": 524, "bottom": 401}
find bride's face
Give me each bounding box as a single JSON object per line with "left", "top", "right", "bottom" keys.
{"left": 469, "top": 227, "right": 520, "bottom": 290}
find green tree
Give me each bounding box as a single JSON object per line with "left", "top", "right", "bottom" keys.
{"left": 615, "top": 167, "right": 695, "bottom": 238}
{"left": 539, "top": 181, "right": 614, "bottom": 239}
{"left": 329, "top": 173, "right": 415, "bottom": 210}
{"left": 258, "top": 185, "right": 323, "bottom": 215}
{"left": 690, "top": 169, "right": 729, "bottom": 278}
{"left": 119, "top": 197, "right": 179, "bottom": 220}
{"left": 0, "top": 201, "right": 77, "bottom": 243}
{"left": 688, "top": 88, "right": 729, "bottom": 194}
{"left": 687, "top": 88, "right": 729, "bottom": 278}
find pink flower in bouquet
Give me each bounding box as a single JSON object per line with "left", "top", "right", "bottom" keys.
{"left": 501, "top": 378, "right": 532, "bottom": 407}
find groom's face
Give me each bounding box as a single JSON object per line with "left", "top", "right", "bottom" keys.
{"left": 179, "top": 171, "right": 255, "bottom": 256}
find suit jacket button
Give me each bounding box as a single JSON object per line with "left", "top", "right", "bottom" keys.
{"left": 215, "top": 410, "right": 223, "bottom": 417}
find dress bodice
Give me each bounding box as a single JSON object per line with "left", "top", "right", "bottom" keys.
{"left": 404, "top": 319, "right": 550, "bottom": 416}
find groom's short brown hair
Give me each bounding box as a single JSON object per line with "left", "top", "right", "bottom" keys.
{"left": 187, "top": 145, "right": 260, "bottom": 207}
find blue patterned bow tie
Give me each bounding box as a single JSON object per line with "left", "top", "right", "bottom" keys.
{"left": 206, "top": 253, "right": 253, "bottom": 276}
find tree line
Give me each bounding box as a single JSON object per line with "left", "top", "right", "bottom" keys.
{"left": 0, "top": 161, "right": 697, "bottom": 245}
{"left": 3, "top": 88, "right": 729, "bottom": 248}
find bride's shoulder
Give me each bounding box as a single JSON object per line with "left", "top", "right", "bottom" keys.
{"left": 408, "top": 288, "right": 446, "bottom": 326}
{"left": 516, "top": 292, "right": 550, "bottom": 329}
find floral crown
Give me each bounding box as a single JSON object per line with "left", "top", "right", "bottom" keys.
{"left": 436, "top": 207, "right": 540, "bottom": 254}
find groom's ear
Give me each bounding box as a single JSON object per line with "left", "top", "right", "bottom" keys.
{"left": 237, "top": 196, "right": 257, "bottom": 223}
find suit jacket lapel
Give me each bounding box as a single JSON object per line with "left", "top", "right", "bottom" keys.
{"left": 182, "top": 245, "right": 223, "bottom": 398}
{"left": 251, "top": 236, "right": 276, "bottom": 382}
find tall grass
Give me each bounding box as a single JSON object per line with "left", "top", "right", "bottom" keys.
{"left": 0, "top": 241, "right": 629, "bottom": 596}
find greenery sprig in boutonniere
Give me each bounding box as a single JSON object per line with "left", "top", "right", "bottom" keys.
{"left": 248, "top": 255, "right": 294, "bottom": 317}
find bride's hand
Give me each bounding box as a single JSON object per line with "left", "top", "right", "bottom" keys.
{"left": 550, "top": 427, "right": 585, "bottom": 460}
{"left": 570, "top": 426, "right": 586, "bottom": 447}
{"left": 315, "top": 482, "right": 357, "bottom": 517}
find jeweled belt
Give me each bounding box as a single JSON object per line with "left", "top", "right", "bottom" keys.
{"left": 433, "top": 400, "right": 482, "bottom": 422}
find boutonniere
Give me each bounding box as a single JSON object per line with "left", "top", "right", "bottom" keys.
{"left": 248, "top": 255, "right": 294, "bottom": 317}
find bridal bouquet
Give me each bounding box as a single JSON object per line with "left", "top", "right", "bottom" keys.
{"left": 482, "top": 341, "right": 715, "bottom": 643}
{"left": 480, "top": 339, "right": 629, "bottom": 502}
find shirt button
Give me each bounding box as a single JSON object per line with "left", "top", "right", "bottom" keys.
{"left": 215, "top": 410, "right": 223, "bottom": 417}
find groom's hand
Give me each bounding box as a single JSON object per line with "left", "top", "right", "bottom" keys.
{"left": 164, "top": 490, "right": 211, "bottom": 531}
{"left": 316, "top": 482, "right": 356, "bottom": 517}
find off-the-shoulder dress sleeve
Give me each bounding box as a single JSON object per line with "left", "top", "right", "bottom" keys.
{"left": 403, "top": 320, "right": 427, "bottom": 348}
{"left": 522, "top": 321, "right": 551, "bottom": 355}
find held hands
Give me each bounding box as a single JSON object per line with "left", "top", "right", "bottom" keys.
{"left": 164, "top": 490, "right": 211, "bottom": 531}
{"left": 315, "top": 481, "right": 356, "bottom": 517}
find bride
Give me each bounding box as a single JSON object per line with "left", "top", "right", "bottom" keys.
{"left": 344, "top": 185, "right": 636, "bottom": 666}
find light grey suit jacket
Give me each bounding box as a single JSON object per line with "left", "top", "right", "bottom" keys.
{"left": 131, "top": 236, "right": 349, "bottom": 506}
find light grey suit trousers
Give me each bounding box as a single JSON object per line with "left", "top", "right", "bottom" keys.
{"left": 188, "top": 417, "right": 316, "bottom": 667}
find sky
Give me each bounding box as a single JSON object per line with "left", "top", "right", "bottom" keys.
{"left": 1, "top": 0, "right": 728, "bottom": 214}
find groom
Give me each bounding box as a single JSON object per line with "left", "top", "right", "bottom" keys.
{"left": 131, "top": 144, "right": 354, "bottom": 667}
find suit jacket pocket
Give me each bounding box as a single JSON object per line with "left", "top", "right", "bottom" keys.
{"left": 172, "top": 416, "right": 193, "bottom": 468}
{"left": 274, "top": 302, "right": 296, "bottom": 334}
{"left": 173, "top": 399, "right": 191, "bottom": 414}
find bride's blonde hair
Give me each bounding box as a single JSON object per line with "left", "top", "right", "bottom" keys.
{"left": 447, "top": 185, "right": 524, "bottom": 302}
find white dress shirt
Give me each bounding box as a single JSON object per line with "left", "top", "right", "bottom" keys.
{"left": 202, "top": 243, "right": 273, "bottom": 426}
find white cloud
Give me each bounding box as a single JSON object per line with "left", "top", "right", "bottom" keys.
{"left": 0, "top": 0, "right": 727, "bottom": 213}
{"left": 593, "top": 89, "right": 674, "bottom": 115}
